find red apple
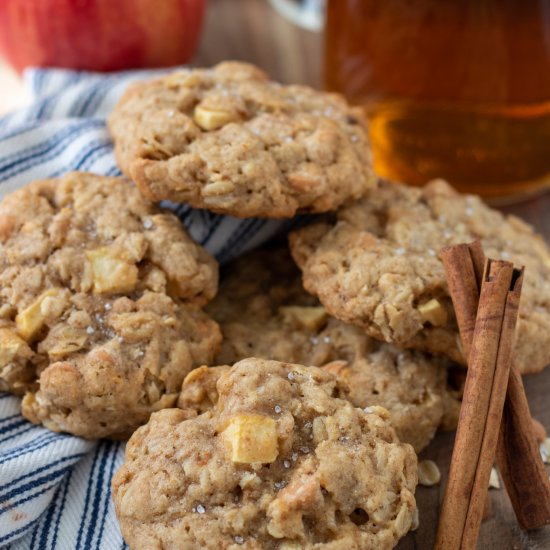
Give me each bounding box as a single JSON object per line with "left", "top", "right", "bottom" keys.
{"left": 0, "top": 0, "right": 206, "bottom": 72}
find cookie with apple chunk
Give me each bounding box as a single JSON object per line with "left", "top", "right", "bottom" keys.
{"left": 0, "top": 172, "right": 220, "bottom": 439}
{"left": 290, "top": 179, "right": 550, "bottom": 374}
{"left": 109, "top": 61, "right": 374, "bottom": 218}
{"left": 113, "top": 359, "right": 418, "bottom": 550}
{"left": 200, "top": 246, "right": 460, "bottom": 452}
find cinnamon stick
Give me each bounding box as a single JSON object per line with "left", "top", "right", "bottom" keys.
{"left": 496, "top": 366, "right": 550, "bottom": 529}
{"left": 442, "top": 241, "right": 550, "bottom": 531}
{"left": 435, "top": 259, "right": 519, "bottom": 549}
{"left": 462, "top": 265, "right": 523, "bottom": 548}
{"left": 440, "top": 242, "right": 481, "bottom": 354}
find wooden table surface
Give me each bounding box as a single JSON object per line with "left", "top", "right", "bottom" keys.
{"left": 2, "top": 1, "right": 550, "bottom": 548}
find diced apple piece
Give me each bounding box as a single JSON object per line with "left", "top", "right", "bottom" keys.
{"left": 86, "top": 247, "right": 138, "bottom": 294}
{"left": 222, "top": 413, "right": 278, "bottom": 464}
{"left": 279, "top": 306, "right": 327, "bottom": 331}
{"left": 16, "top": 288, "right": 66, "bottom": 340}
{"left": 418, "top": 298, "right": 447, "bottom": 327}
{"left": 0, "top": 328, "right": 31, "bottom": 365}
{"left": 193, "top": 104, "right": 239, "bottom": 130}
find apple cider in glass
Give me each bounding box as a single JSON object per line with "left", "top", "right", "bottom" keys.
{"left": 325, "top": 0, "right": 550, "bottom": 200}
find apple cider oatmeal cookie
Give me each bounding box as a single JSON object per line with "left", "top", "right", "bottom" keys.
{"left": 202, "top": 247, "right": 458, "bottom": 452}
{"left": 289, "top": 179, "right": 550, "bottom": 373}
{"left": 0, "top": 172, "right": 221, "bottom": 438}
{"left": 108, "top": 61, "right": 375, "bottom": 218}
{"left": 113, "top": 359, "right": 418, "bottom": 550}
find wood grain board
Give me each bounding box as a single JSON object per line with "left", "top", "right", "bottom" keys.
{"left": 1, "top": 1, "right": 550, "bottom": 547}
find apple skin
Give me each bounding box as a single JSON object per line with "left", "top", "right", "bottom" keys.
{"left": 0, "top": 0, "right": 207, "bottom": 72}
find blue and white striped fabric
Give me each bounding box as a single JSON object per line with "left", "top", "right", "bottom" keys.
{"left": 0, "top": 67, "right": 298, "bottom": 549}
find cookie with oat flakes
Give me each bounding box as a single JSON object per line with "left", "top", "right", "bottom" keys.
{"left": 201, "top": 246, "right": 459, "bottom": 452}
{"left": 114, "top": 359, "right": 417, "bottom": 550}
{"left": 289, "top": 179, "right": 550, "bottom": 373}
{"left": 0, "top": 172, "right": 221, "bottom": 438}
{"left": 108, "top": 61, "right": 374, "bottom": 218}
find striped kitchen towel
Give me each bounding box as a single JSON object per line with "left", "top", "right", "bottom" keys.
{"left": 0, "top": 67, "right": 299, "bottom": 549}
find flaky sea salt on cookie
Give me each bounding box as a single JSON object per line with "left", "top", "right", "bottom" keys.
{"left": 290, "top": 179, "right": 550, "bottom": 374}
{"left": 114, "top": 359, "right": 418, "bottom": 550}
{"left": 0, "top": 173, "right": 221, "bottom": 438}
{"left": 204, "top": 246, "right": 458, "bottom": 452}
{"left": 108, "top": 61, "right": 375, "bottom": 218}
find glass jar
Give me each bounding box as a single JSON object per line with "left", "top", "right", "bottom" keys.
{"left": 325, "top": 0, "right": 550, "bottom": 201}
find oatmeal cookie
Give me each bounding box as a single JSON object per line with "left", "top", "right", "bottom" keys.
{"left": 108, "top": 61, "right": 374, "bottom": 218}
{"left": 114, "top": 359, "right": 418, "bottom": 550}
{"left": 289, "top": 179, "right": 550, "bottom": 373}
{"left": 204, "top": 247, "right": 458, "bottom": 451}
{"left": 0, "top": 173, "right": 221, "bottom": 438}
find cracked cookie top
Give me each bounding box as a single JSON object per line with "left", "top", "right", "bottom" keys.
{"left": 289, "top": 179, "right": 550, "bottom": 373}
{"left": 109, "top": 61, "right": 375, "bottom": 218}
{"left": 0, "top": 173, "right": 220, "bottom": 438}
{"left": 113, "top": 359, "right": 417, "bottom": 550}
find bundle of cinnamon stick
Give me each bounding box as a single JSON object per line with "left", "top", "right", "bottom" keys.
{"left": 435, "top": 241, "right": 550, "bottom": 549}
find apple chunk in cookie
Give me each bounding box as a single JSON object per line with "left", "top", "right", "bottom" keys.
{"left": 113, "top": 359, "right": 418, "bottom": 550}
{"left": 0, "top": 172, "right": 221, "bottom": 439}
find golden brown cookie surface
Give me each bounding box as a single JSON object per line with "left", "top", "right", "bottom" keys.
{"left": 109, "top": 61, "right": 375, "bottom": 218}
{"left": 204, "top": 247, "right": 457, "bottom": 452}
{"left": 114, "top": 359, "right": 418, "bottom": 550}
{"left": 0, "top": 173, "right": 220, "bottom": 438}
{"left": 290, "top": 180, "right": 550, "bottom": 373}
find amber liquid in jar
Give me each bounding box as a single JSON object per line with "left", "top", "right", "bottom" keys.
{"left": 325, "top": 0, "right": 550, "bottom": 200}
